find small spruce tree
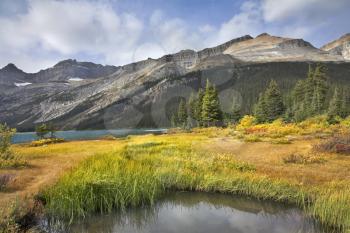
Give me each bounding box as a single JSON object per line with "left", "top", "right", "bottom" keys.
{"left": 188, "top": 93, "right": 197, "bottom": 120}
{"left": 231, "top": 98, "right": 242, "bottom": 123}
{"left": 341, "top": 88, "right": 350, "bottom": 118}
{"left": 254, "top": 93, "right": 267, "bottom": 123}
{"left": 177, "top": 99, "right": 188, "bottom": 128}
{"left": 201, "top": 80, "right": 223, "bottom": 127}
{"left": 328, "top": 87, "right": 343, "bottom": 122}
{"left": 36, "top": 124, "right": 49, "bottom": 139}
{"left": 255, "top": 80, "right": 285, "bottom": 122}
{"left": 195, "top": 88, "right": 204, "bottom": 126}
{"left": 171, "top": 113, "right": 178, "bottom": 127}
{"left": 312, "top": 63, "right": 329, "bottom": 114}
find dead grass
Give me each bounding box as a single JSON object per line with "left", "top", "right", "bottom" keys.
{"left": 201, "top": 137, "right": 350, "bottom": 186}
{"left": 0, "top": 174, "right": 14, "bottom": 191}
{"left": 282, "top": 152, "right": 326, "bottom": 164}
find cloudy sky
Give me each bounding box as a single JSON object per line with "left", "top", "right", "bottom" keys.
{"left": 0, "top": 0, "right": 349, "bottom": 72}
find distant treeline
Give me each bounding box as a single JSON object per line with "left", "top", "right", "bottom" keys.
{"left": 172, "top": 63, "right": 350, "bottom": 128}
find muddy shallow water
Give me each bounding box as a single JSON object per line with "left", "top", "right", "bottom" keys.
{"left": 41, "top": 192, "right": 332, "bottom": 233}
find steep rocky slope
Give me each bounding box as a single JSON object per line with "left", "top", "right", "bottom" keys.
{"left": 1, "top": 34, "right": 350, "bottom": 131}
{"left": 321, "top": 33, "right": 350, "bottom": 60}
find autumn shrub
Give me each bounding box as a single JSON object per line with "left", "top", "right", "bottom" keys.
{"left": 314, "top": 133, "right": 350, "bottom": 155}
{"left": 241, "top": 119, "right": 300, "bottom": 138}
{"left": 244, "top": 135, "right": 262, "bottom": 142}
{"left": 236, "top": 115, "right": 257, "bottom": 132}
{"left": 282, "top": 152, "right": 326, "bottom": 164}
{"left": 340, "top": 116, "right": 350, "bottom": 128}
{"left": 298, "top": 115, "right": 331, "bottom": 135}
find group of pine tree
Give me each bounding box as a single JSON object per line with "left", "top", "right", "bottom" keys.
{"left": 172, "top": 63, "right": 350, "bottom": 128}
{"left": 171, "top": 80, "right": 224, "bottom": 128}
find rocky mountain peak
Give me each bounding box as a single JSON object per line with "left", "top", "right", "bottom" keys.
{"left": 1, "top": 63, "right": 23, "bottom": 73}
{"left": 256, "top": 32, "right": 271, "bottom": 38}
{"left": 339, "top": 33, "right": 350, "bottom": 40}
{"left": 321, "top": 33, "right": 350, "bottom": 60}
{"left": 54, "top": 59, "right": 78, "bottom": 67}
{"left": 321, "top": 33, "right": 350, "bottom": 50}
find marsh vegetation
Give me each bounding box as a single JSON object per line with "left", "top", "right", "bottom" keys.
{"left": 1, "top": 117, "right": 350, "bottom": 232}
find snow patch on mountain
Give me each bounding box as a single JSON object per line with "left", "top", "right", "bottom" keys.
{"left": 14, "top": 82, "right": 32, "bottom": 87}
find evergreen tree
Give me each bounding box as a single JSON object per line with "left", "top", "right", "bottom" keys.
{"left": 290, "top": 63, "right": 330, "bottom": 122}
{"left": 292, "top": 80, "right": 306, "bottom": 104}
{"left": 293, "top": 102, "right": 308, "bottom": 122}
{"left": 195, "top": 88, "right": 204, "bottom": 125}
{"left": 201, "top": 80, "right": 223, "bottom": 126}
{"left": 188, "top": 93, "right": 197, "bottom": 120}
{"left": 254, "top": 93, "right": 267, "bottom": 123}
{"left": 303, "top": 65, "right": 315, "bottom": 110}
{"left": 231, "top": 97, "right": 242, "bottom": 123}
{"left": 283, "top": 93, "right": 294, "bottom": 122}
{"left": 312, "top": 63, "right": 329, "bottom": 114}
{"left": 171, "top": 113, "right": 178, "bottom": 127}
{"left": 47, "top": 123, "right": 57, "bottom": 138}
{"left": 341, "top": 88, "right": 350, "bottom": 118}
{"left": 177, "top": 99, "right": 188, "bottom": 127}
{"left": 255, "top": 80, "right": 285, "bottom": 122}
{"left": 328, "top": 87, "right": 343, "bottom": 121}
{"left": 35, "top": 124, "right": 49, "bottom": 139}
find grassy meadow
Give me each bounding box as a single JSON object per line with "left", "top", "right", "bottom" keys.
{"left": 1, "top": 116, "right": 350, "bottom": 232}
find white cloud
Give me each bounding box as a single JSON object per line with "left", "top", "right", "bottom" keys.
{"left": 0, "top": 0, "right": 349, "bottom": 72}
{"left": 0, "top": 0, "right": 143, "bottom": 72}
{"left": 131, "top": 43, "right": 165, "bottom": 62}
{"left": 199, "top": 24, "right": 215, "bottom": 33}
{"left": 215, "top": 1, "right": 262, "bottom": 44}
{"left": 262, "top": 0, "right": 350, "bottom": 23}
{"left": 149, "top": 10, "right": 203, "bottom": 54}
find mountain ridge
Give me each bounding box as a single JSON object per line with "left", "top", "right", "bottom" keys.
{"left": 1, "top": 33, "right": 350, "bottom": 131}
{"left": 3, "top": 32, "right": 349, "bottom": 74}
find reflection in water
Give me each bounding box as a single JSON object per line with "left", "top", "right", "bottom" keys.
{"left": 43, "top": 192, "right": 329, "bottom": 233}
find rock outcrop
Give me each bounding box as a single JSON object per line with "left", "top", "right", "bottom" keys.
{"left": 321, "top": 33, "right": 350, "bottom": 60}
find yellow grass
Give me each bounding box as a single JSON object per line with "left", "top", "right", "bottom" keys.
{"left": 0, "top": 130, "right": 350, "bottom": 232}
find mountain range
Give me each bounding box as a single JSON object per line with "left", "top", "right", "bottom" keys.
{"left": 1, "top": 33, "right": 350, "bottom": 131}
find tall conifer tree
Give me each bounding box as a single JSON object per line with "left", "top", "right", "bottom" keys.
{"left": 201, "top": 80, "right": 223, "bottom": 126}
{"left": 328, "top": 87, "right": 343, "bottom": 120}
{"left": 255, "top": 80, "right": 285, "bottom": 122}
{"left": 177, "top": 99, "right": 188, "bottom": 127}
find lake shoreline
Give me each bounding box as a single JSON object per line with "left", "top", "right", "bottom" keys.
{"left": 12, "top": 129, "right": 168, "bottom": 144}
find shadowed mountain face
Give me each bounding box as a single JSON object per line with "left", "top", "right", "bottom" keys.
{"left": 1, "top": 34, "right": 350, "bottom": 131}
